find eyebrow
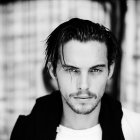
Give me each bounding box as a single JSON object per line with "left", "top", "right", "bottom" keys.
{"left": 62, "top": 64, "right": 79, "bottom": 69}
{"left": 89, "top": 64, "right": 106, "bottom": 69}
{"left": 62, "top": 64, "right": 106, "bottom": 69}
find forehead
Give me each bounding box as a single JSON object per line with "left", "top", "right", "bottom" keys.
{"left": 60, "top": 40, "right": 108, "bottom": 67}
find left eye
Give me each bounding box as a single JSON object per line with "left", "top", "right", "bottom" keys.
{"left": 89, "top": 69, "right": 102, "bottom": 73}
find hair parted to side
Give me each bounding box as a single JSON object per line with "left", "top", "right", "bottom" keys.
{"left": 45, "top": 18, "right": 120, "bottom": 73}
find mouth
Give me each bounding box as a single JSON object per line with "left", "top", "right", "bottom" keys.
{"left": 73, "top": 96, "right": 93, "bottom": 100}
{"left": 70, "top": 91, "right": 97, "bottom": 101}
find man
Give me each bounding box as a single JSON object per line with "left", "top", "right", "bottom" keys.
{"left": 10, "top": 18, "right": 140, "bottom": 140}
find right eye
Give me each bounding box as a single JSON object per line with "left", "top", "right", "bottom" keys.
{"left": 65, "top": 68, "right": 79, "bottom": 73}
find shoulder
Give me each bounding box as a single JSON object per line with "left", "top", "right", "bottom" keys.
{"left": 122, "top": 108, "right": 140, "bottom": 140}
{"left": 36, "top": 90, "right": 61, "bottom": 103}
{"left": 32, "top": 90, "right": 61, "bottom": 111}
{"left": 122, "top": 108, "right": 140, "bottom": 120}
{"left": 10, "top": 90, "right": 62, "bottom": 139}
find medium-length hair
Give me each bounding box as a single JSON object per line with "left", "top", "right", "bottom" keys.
{"left": 45, "top": 18, "right": 119, "bottom": 72}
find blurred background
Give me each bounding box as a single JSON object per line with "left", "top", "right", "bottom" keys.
{"left": 0, "top": 0, "right": 140, "bottom": 139}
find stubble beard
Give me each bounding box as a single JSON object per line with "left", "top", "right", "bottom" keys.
{"left": 62, "top": 91, "right": 101, "bottom": 115}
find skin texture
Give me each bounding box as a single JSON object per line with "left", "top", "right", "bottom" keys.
{"left": 49, "top": 40, "right": 114, "bottom": 129}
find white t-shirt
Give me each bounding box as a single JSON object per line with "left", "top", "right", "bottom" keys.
{"left": 55, "top": 124, "right": 102, "bottom": 140}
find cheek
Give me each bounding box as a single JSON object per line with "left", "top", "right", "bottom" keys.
{"left": 56, "top": 71, "right": 77, "bottom": 92}
{"left": 90, "top": 74, "right": 108, "bottom": 93}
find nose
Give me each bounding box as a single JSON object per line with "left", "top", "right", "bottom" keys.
{"left": 77, "top": 71, "right": 89, "bottom": 90}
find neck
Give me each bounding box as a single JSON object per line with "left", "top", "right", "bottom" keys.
{"left": 61, "top": 100, "right": 101, "bottom": 130}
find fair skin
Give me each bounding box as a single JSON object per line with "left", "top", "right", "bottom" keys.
{"left": 49, "top": 40, "right": 114, "bottom": 130}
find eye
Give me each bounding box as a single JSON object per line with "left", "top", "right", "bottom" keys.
{"left": 65, "top": 68, "right": 79, "bottom": 73}
{"left": 89, "top": 68, "right": 102, "bottom": 73}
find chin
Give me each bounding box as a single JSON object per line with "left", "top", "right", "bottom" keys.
{"left": 68, "top": 101, "right": 100, "bottom": 115}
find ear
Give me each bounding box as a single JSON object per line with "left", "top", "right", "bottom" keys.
{"left": 108, "top": 63, "right": 115, "bottom": 79}
{"left": 47, "top": 62, "right": 56, "bottom": 79}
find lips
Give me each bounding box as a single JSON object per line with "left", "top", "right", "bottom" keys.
{"left": 70, "top": 91, "right": 97, "bottom": 99}
{"left": 73, "top": 96, "right": 94, "bottom": 99}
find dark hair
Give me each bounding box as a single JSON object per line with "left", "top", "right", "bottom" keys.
{"left": 45, "top": 18, "right": 119, "bottom": 72}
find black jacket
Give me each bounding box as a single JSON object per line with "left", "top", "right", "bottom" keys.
{"left": 10, "top": 90, "right": 124, "bottom": 140}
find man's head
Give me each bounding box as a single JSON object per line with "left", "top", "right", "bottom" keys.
{"left": 45, "top": 18, "right": 119, "bottom": 115}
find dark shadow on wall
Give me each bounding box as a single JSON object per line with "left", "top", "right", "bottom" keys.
{"left": 90, "top": 0, "right": 127, "bottom": 100}
{"left": 0, "top": 0, "right": 31, "bottom": 5}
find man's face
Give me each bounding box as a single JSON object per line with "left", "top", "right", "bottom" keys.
{"left": 53, "top": 40, "right": 114, "bottom": 115}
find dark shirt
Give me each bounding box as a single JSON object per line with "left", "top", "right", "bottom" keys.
{"left": 10, "top": 90, "right": 124, "bottom": 140}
